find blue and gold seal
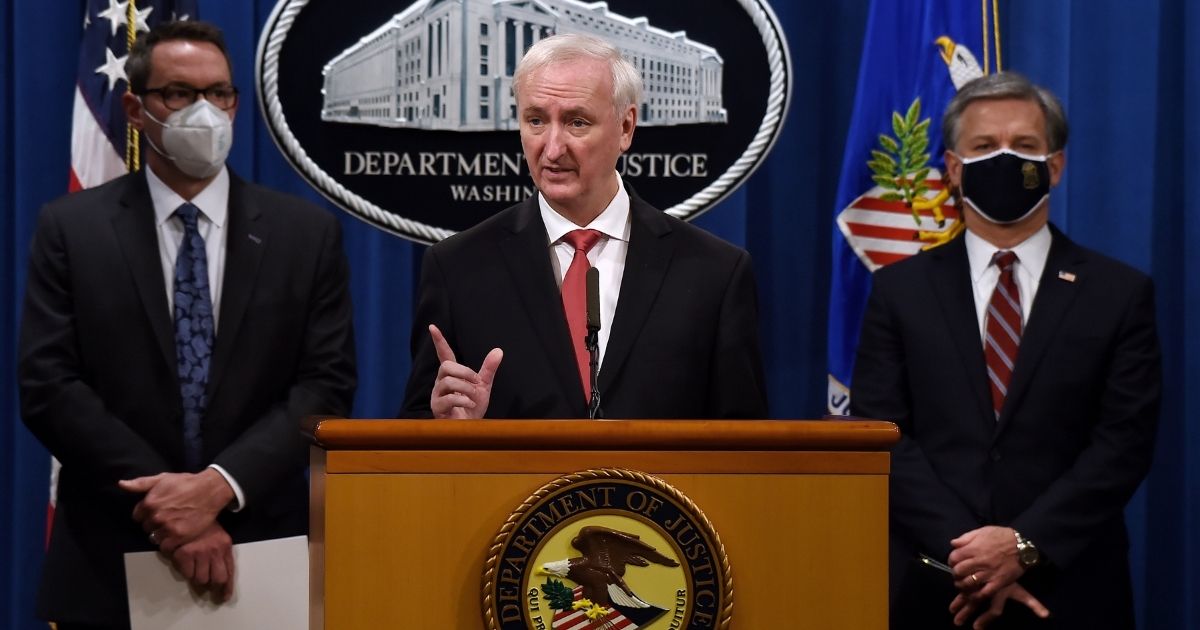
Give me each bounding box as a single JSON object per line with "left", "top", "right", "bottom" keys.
{"left": 483, "top": 469, "right": 732, "bottom": 630}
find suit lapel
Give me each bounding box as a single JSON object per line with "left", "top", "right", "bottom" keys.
{"left": 927, "top": 235, "right": 995, "bottom": 427}
{"left": 206, "top": 175, "right": 267, "bottom": 401}
{"left": 497, "top": 198, "right": 585, "bottom": 408}
{"left": 111, "top": 171, "right": 176, "bottom": 372}
{"left": 598, "top": 195, "right": 674, "bottom": 394}
{"left": 997, "top": 227, "right": 1084, "bottom": 430}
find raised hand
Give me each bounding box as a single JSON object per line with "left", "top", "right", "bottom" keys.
{"left": 427, "top": 324, "right": 503, "bottom": 419}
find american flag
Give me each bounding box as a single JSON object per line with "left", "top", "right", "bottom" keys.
{"left": 551, "top": 586, "right": 670, "bottom": 630}
{"left": 70, "top": 0, "right": 198, "bottom": 190}
{"left": 552, "top": 586, "right": 637, "bottom": 630}
{"left": 50, "top": 0, "right": 199, "bottom": 541}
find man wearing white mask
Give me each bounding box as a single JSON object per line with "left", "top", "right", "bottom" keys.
{"left": 851, "top": 72, "right": 1160, "bottom": 630}
{"left": 18, "top": 20, "right": 356, "bottom": 629}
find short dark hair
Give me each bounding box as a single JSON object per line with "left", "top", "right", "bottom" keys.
{"left": 125, "top": 20, "right": 232, "bottom": 94}
{"left": 942, "top": 71, "right": 1069, "bottom": 153}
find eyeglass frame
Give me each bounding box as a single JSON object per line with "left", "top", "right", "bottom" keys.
{"left": 139, "top": 83, "right": 240, "bottom": 112}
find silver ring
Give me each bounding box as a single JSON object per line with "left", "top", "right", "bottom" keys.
{"left": 970, "top": 573, "right": 979, "bottom": 585}
{"left": 149, "top": 531, "right": 160, "bottom": 546}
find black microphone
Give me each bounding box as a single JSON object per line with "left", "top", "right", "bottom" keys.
{"left": 586, "top": 267, "right": 601, "bottom": 331}
{"left": 585, "top": 267, "right": 602, "bottom": 420}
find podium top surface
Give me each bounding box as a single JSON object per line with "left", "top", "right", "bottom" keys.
{"left": 307, "top": 418, "right": 899, "bottom": 451}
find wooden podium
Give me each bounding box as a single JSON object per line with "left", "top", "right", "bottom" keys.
{"left": 308, "top": 419, "right": 898, "bottom": 629}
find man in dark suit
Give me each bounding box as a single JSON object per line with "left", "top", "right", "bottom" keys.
{"left": 401, "top": 33, "right": 766, "bottom": 419}
{"left": 18, "top": 21, "right": 355, "bottom": 628}
{"left": 852, "top": 72, "right": 1160, "bottom": 630}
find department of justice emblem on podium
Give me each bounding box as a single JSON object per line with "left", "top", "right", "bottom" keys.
{"left": 483, "top": 469, "right": 732, "bottom": 630}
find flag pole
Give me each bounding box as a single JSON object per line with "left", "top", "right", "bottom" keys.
{"left": 125, "top": 0, "right": 140, "bottom": 171}
{"left": 980, "top": 0, "right": 989, "bottom": 75}
{"left": 991, "top": 0, "right": 1002, "bottom": 72}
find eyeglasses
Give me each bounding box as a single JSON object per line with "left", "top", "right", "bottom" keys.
{"left": 141, "top": 84, "right": 239, "bottom": 111}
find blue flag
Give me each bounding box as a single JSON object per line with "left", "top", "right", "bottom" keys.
{"left": 827, "top": 0, "right": 994, "bottom": 413}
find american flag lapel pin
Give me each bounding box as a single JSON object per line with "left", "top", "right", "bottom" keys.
{"left": 1057, "top": 270, "right": 1077, "bottom": 283}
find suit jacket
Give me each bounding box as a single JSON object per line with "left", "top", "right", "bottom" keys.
{"left": 851, "top": 225, "right": 1160, "bottom": 630}
{"left": 401, "top": 190, "right": 767, "bottom": 419}
{"left": 18, "top": 169, "right": 356, "bottom": 625}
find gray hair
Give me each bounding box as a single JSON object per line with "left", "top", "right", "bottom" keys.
{"left": 942, "top": 72, "right": 1069, "bottom": 153}
{"left": 512, "top": 33, "right": 643, "bottom": 116}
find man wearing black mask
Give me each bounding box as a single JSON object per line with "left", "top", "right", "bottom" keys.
{"left": 851, "top": 72, "right": 1160, "bottom": 630}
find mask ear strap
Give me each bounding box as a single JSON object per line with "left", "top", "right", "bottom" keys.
{"left": 137, "top": 97, "right": 171, "bottom": 128}
{"left": 141, "top": 130, "right": 172, "bottom": 162}
{"left": 136, "top": 99, "right": 174, "bottom": 164}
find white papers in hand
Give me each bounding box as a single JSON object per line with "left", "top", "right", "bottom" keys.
{"left": 124, "top": 535, "right": 308, "bottom": 630}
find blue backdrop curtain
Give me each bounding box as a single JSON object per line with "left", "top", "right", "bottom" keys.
{"left": 1, "top": 1, "right": 1195, "bottom": 628}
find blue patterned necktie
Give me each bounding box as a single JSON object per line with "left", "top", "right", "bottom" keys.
{"left": 173, "top": 202, "right": 214, "bottom": 471}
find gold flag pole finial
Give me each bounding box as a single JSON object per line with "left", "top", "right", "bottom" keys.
{"left": 125, "top": 0, "right": 140, "bottom": 172}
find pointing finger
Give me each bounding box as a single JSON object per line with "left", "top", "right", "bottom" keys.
{"left": 429, "top": 324, "right": 456, "bottom": 365}
{"left": 118, "top": 474, "right": 162, "bottom": 494}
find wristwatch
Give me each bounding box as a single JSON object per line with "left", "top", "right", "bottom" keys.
{"left": 1013, "top": 529, "right": 1040, "bottom": 569}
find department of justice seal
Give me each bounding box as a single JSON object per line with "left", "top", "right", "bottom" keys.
{"left": 483, "top": 469, "right": 731, "bottom": 630}
{"left": 257, "top": 0, "right": 791, "bottom": 243}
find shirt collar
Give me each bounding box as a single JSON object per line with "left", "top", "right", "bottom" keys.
{"left": 965, "top": 223, "right": 1052, "bottom": 282}
{"left": 539, "top": 172, "right": 631, "bottom": 245}
{"left": 146, "top": 164, "right": 230, "bottom": 228}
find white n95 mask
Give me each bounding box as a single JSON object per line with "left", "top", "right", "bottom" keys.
{"left": 141, "top": 98, "right": 233, "bottom": 179}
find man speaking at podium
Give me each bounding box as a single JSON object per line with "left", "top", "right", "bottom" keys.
{"left": 401, "top": 34, "right": 767, "bottom": 420}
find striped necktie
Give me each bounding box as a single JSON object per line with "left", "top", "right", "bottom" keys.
{"left": 984, "top": 250, "right": 1021, "bottom": 419}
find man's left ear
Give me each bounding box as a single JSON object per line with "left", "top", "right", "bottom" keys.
{"left": 1048, "top": 150, "right": 1066, "bottom": 187}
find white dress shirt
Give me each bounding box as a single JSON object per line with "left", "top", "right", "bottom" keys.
{"left": 965, "top": 224, "right": 1052, "bottom": 343}
{"left": 146, "top": 164, "right": 228, "bottom": 332}
{"left": 144, "top": 164, "right": 244, "bottom": 510}
{"left": 538, "top": 174, "right": 631, "bottom": 370}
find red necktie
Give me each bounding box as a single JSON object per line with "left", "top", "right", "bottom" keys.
{"left": 984, "top": 251, "right": 1021, "bottom": 419}
{"left": 561, "top": 229, "right": 603, "bottom": 402}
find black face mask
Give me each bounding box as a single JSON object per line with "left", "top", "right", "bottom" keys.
{"left": 958, "top": 149, "right": 1051, "bottom": 224}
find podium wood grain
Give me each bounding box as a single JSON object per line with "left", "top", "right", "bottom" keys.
{"left": 309, "top": 420, "right": 896, "bottom": 629}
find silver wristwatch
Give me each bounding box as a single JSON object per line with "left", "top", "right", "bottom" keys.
{"left": 1013, "top": 529, "right": 1040, "bottom": 569}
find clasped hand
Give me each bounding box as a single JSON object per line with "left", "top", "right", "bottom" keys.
{"left": 119, "top": 468, "right": 236, "bottom": 601}
{"left": 946, "top": 525, "right": 1049, "bottom": 628}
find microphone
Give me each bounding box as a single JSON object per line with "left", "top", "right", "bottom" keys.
{"left": 585, "top": 267, "right": 602, "bottom": 420}
{"left": 586, "top": 267, "right": 601, "bottom": 331}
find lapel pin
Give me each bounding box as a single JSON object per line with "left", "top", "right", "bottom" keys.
{"left": 1057, "top": 270, "right": 1076, "bottom": 283}
{"left": 248, "top": 233, "right": 262, "bottom": 245}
